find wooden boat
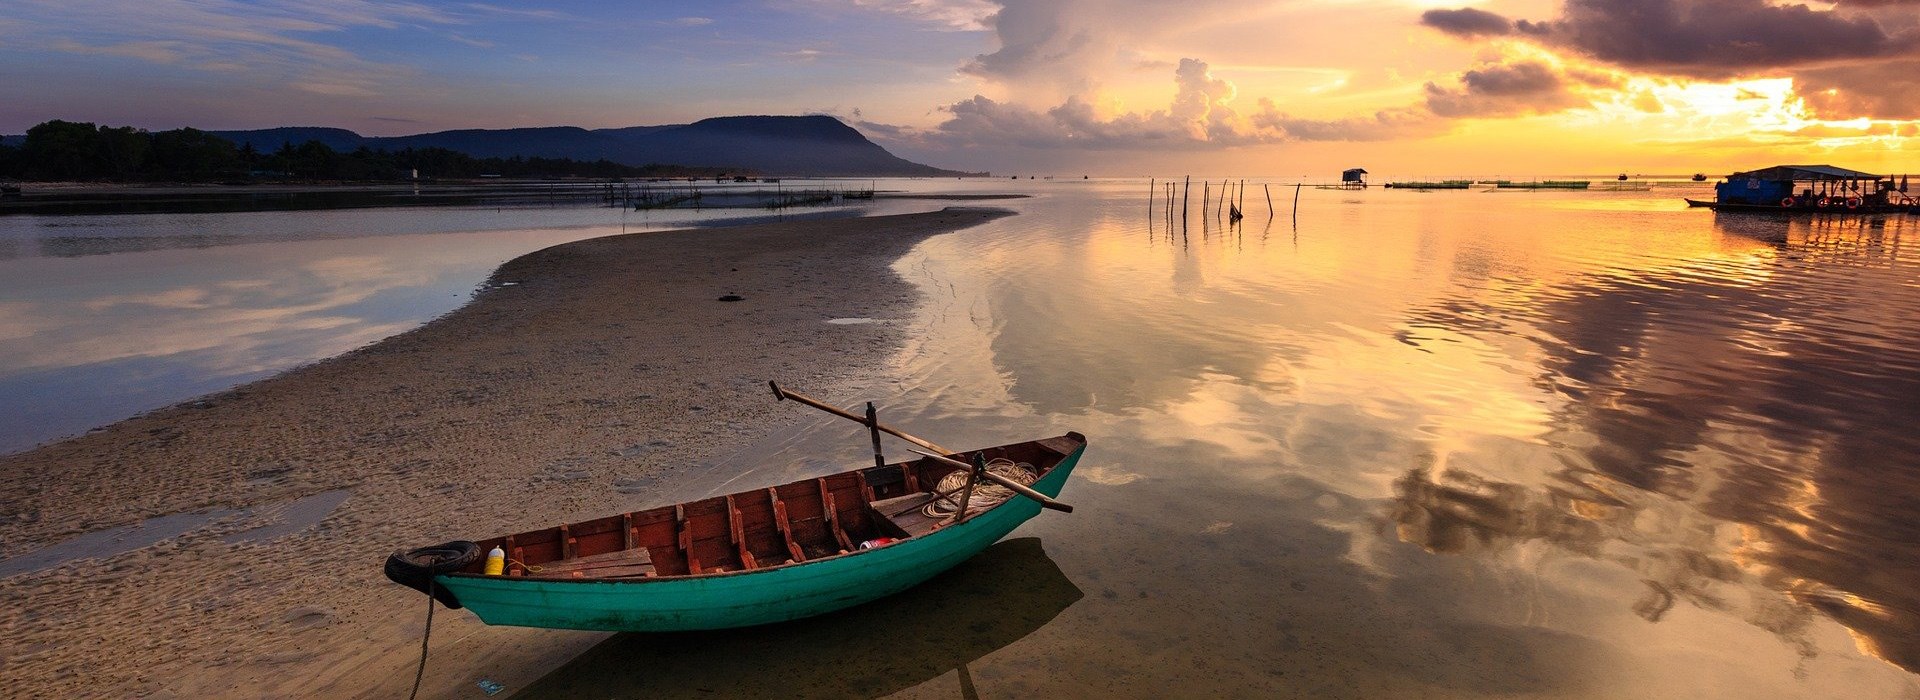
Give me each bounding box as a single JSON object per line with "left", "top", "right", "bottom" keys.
{"left": 386, "top": 432, "right": 1086, "bottom": 631}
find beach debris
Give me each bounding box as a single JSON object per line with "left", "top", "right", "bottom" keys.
{"left": 717, "top": 294, "right": 744, "bottom": 302}
{"left": 476, "top": 679, "right": 506, "bottom": 696}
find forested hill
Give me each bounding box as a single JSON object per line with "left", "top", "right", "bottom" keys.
{"left": 211, "top": 116, "right": 968, "bottom": 177}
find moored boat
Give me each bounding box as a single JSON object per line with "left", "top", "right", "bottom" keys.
{"left": 385, "top": 388, "right": 1086, "bottom": 632}
{"left": 1692, "top": 164, "right": 1918, "bottom": 214}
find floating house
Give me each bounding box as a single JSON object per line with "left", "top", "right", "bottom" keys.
{"left": 1689, "top": 164, "right": 1916, "bottom": 213}
{"left": 1341, "top": 168, "right": 1368, "bottom": 186}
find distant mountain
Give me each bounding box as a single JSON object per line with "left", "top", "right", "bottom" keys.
{"left": 207, "top": 116, "right": 967, "bottom": 177}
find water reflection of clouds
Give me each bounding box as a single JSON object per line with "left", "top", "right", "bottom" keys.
{"left": 893, "top": 185, "right": 1920, "bottom": 694}
{"left": 1396, "top": 213, "right": 1920, "bottom": 673}
{"left": 2, "top": 253, "right": 430, "bottom": 376}
{"left": 0, "top": 227, "right": 615, "bottom": 452}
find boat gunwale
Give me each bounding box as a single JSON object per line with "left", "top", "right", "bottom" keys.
{"left": 438, "top": 433, "right": 1086, "bottom": 585}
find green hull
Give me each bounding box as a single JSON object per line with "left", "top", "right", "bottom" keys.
{"left": 435, "top": 444, "right": 1083, "bottom": 631}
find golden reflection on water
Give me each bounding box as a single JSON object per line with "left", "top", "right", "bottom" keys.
{"left": 880, "top": 184, "right": 1920, "bottom": 696}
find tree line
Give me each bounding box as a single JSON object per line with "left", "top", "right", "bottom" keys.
{"left": 0, "top": 120, "right": 728, "bottom": 182}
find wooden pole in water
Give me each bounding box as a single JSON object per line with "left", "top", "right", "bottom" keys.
{"left": 1292, "top": 183, "right": 1302, "bottom": 222}
{"left": 1265, "top": 184, "right": 1274, "bottom": 217}
{"left": 1182, "top": 176, "right": 1190, "bottom": 225}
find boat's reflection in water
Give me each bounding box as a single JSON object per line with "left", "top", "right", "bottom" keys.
{"left": 513, "top": 537, "right": 1081, "bottom": 699}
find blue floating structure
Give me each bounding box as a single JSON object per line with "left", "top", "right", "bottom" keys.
{"left": 1688, "top": 164, "right": 1916, "bottom": 213}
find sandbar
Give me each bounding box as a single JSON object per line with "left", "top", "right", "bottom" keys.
{"left": 0, "top": 206, "right": 1012, "bottom": 697}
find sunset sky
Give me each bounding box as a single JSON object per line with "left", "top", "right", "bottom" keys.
{"left": 3, "top": 0, "right": 1918, "bottom": 176}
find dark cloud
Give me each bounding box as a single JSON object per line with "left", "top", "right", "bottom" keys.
{"left": 1795, "top": 59, "right": 1920, "bottom": 119}
{"left": 1549, "top": 0, "right": 1903, "bottom": 78}
{"left": 1423, "top": 61, "right": 1589, "bottom": 118}
{"left": 1419, "top": 7, "right": 1513, "bottom": 37}
{"left": 1418, "top": 0, "right": 1920, "bottom": 121}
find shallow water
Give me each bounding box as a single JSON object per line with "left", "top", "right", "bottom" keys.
{"left": 561, "top": 181, "right": 1920, "bottom": 698}
{"left": 6, "top": 179, "right": 1918, "bottom": 696}
{"left": 0, "top": 192, "right": 926, "bottom": 453}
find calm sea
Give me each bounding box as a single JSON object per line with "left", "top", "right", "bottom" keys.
{"left": 6, "top": 179, "right": 1918, "bottom": 697}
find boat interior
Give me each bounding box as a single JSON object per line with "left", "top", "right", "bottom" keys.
{"left": 453, "top": 434, "right": 1083, "bottom": 580}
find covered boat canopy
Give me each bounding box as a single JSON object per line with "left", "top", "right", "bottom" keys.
{"left": 1709, "top": 163, "right": 1914, "bottom": 210}
{"left": 1729, "top": 164, "right": 1883, "bottom": 182}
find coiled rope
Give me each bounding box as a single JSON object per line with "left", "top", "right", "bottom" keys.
{"left": 922, "top": 458, "right": 1038, "bottom": 519}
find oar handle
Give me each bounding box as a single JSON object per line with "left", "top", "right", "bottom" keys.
{"left": 907, "top": 449, "right": 1073, "bottom": 513}
{"left": 769, "top": 382, "right": 954, "bottom": 455}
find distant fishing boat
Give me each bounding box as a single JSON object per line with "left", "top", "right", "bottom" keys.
{"left": 1692, "top": 173, "right": 1708, "bottom": 182}
{"left": 1617, "top": 173, "right": 1629, "bottom": 181}
{"left": 1383, "top": 180, "right": 1470, "bottom": 190}
{"left": 1687, "top": 164, "right": 1917, "bottom": 214}
{"left": 385, "top": 385, "right": 1084, "bottom": 632}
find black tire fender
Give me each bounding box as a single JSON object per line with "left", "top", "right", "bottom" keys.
{"left": 384, "top": 541, "right": 482, "bottom": 609}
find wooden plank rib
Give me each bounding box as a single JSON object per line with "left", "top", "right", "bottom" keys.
{"left": 855, "top": 471, "right": 876, "bottom": 504}
{"left": 725, "top": 495, "right": 757, "bottom": 570}
{"left": 770, "top": 487, "right": 805, "bottom": 563}
{"left": 622, "top": 513, "right": 636, "bottom": 550}
{"left": 824, "top": 490, "right": 854, "bottom": 552}
{"left": 901, "top": 463, "right": 920, "bottom": 492}
{"left": 675, "top": 504, "right": 700, "bottom": 575}
{"left": 559, "top": 524, "right": 575, "bottom": 560}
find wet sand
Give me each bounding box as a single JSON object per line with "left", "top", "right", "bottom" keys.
{"left": 0, "top": 207, "right": 1011, "bottom": 697}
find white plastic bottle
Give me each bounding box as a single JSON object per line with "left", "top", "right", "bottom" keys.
{"left": 484, "top": 545, "right": 505, "bottom": 575}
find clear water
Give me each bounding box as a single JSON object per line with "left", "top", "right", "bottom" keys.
{"left": 536, "top": 180, "right": 1920, "bottom": 698}
{"left": 0, "top": 191, "right": 928, "bottom": 453}
{"left": 6, "top": 179, "right": 1919, "bottom": 696}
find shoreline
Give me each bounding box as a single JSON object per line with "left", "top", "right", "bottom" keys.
{"left": 0, "top": 206, "right": 1013, "bottom": 697}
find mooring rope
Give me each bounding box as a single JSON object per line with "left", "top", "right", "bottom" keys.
{"left": 407, "top": 577, "right": 437, "bottom": 700}
{"left": 922, "top": 458, "right": 1038, "bottom": 519}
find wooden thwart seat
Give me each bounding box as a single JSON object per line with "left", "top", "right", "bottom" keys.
{"left": 535, "top": 547, "right": 656, "bottom": 579}
{"left": 870, "top": 492, "right": 948, "bottom": 537}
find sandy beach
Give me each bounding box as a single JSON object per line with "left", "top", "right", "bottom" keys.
{"left": 0, "top": 207, "right": 1011, "bottom": 698}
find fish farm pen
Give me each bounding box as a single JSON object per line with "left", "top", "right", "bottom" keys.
{"left": 607, "top": 183, "right": 878, "bottom": 211}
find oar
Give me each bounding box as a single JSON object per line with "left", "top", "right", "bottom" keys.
{"left": 770, "top": 381, "right": 954, "bottom": 454}
{"left": 769, "top": 382, "right": 1074, "bottom": 513}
